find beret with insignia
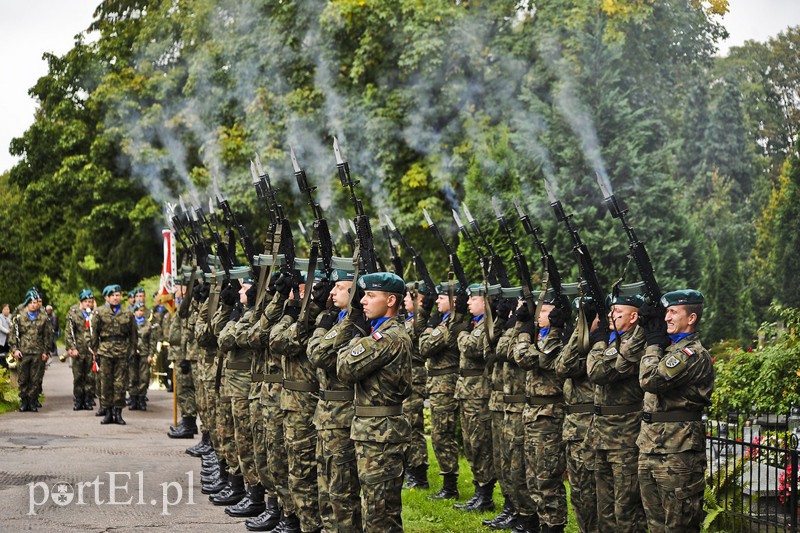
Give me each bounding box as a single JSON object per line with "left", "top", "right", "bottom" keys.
{"left": 610, "top": 294, "right": 645, "bottom": 308}
{"left": 358, "top": 272, "right": 406, "bottom": 294}
{"left": 332, "top": 269, "right": 355, "bottom": 282}
{"left": 103, "top": 284, "right": 122, "bottom": 297}
{"left": 435, "top": 281, "right": 462, "bottom": 294}
{"left": 660, "top": 289, "right": 704, "bottom": 308}
{"left": 132, "top": 302, "right": 145, "bottom": 311}
{"left": 407, "top": 281, "right": 433, "bottom": 295}
{"left": 79, "top": 288, "right": 94, "bottom": 301}
{"left": 23, "top": 289, "right": 39, "bottom": 306}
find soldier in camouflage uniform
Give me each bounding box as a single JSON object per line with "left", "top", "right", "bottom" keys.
{"left": 91, "top": 284, "right": 137, "bottom": 425}
{"left": 587, "top": 294, "right": 647, "bottom": 532}
{"left": 168, "top": 291, "right": 198, "bottom": 435}
{"left": 9, "top": 289, "right": 52, "bottom": 412}
{"left": 636, "top": 290, "right": 713, "bottom": 533}
{"left": 337, "top": 272, "right": 412, "bottom": 533}
{"left": 512, "top": 296, "right": 568, "bottom": 533}
{"left": 129, "top": 302, "right": 153, "bottom": 410}
{"left": 270, "top": 274, "right": 322, "bottom": 533}
{"left": 419, "top": 281, "right": 470, "bottom": 500}
{"left": 307, "top": 269, "right": 362, "bottom": 532}
{"left": 555, "top": 298, "right": 597, "bottom": 533}
{"left": 453, "top": 283, "right": 496, "bottom": 512}
{"left": 65, "top": 289, "right": 96, "bottom": 411}
{"left": 401, "top": 282, "right": 431, "bottom": 490}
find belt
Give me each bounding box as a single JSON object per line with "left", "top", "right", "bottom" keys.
{"left": 251, "top": 373, "right": 264, "bottom": 382}
{"left": 220, "top": 397, "right": 232, "bottom": 404}
{"left": 503, "top": 394, "right": 527, "bottom": 404}
{"left": 526, "top": 395, "right": 563, "bottom": 406}
{"left": 101, "top": 335, "right": 127, "bottom": 342}
{"left": 226, "top": 361, "right": 250, "bottom": 371}
{"left": 460, "top": 368, "right": 484, "bottom": 377}
{"left": 355, "top": 405, "right": 403, "bottom": 417}
{"left": 566, "top": 403, "right": 595, "bottom": 414}
{"left": 642, "top": 410, "right": 703, "bottom": 423}
{"left": 492, "top": 383, "right": 503, "bottom": 392}
{"left": 428, "top": 366, "right": 459, "bottom": 377}
{"left": 283, "top": 381, "right": 318, "bottom": 393}
{"left": 594, "top": 403, "right": 642, "bottom": 416}
{"left": 263, "top": 373, "right": 282, "bottom": 384}
{"left": 319, "top": 390, "right": 355, "bottom": 401}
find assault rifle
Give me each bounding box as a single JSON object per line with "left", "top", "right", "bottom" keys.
{"left": 194, "top": 201, "right": 233, "bottom": 279}
{"left": 461, "top": 204, "right": 512, "bottom": 287}
{"left": 178, "top": 197, "right": 213, "bottom": 273}
{"left": 422, "top": 209, "right": 468, "bottom": 293}
{"left": 380, "top": 215, "right": 404, "bottom": 275}
{"left": 513, "top": 199, "right": 563, "bottom": 302}
{"left": 385, "top": 214, "right": 436, "bottom": 295}
{"left": 291, "top": 147, "right": 335, "bottom": 278}
{"left": 492, "top": 198, "right": 536, "bottom": 317}
{"left": 216, "top": 194, "right": 257, "bottom": 270}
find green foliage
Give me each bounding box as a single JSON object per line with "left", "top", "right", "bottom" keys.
{"left": 702, "top": 457, "right": 749, "bottom": 532}
{"left": 0, "top": 368, "right": 19, "bottom": 413}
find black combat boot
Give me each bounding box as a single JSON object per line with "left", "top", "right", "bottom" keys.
{"left": 83, "top": 394, "right": 95, "bottom": 410}
{"left": 168, "top": 416, "right": 197, "bottom": 439}
{"left": 226, "top": 484, "right": 266, "bottom": 517}
{"left": 201, "top": 453, "right": 219, "bottom": 470}
{"left": 512, "top": 514, "right": 540, "bottom": 533}
{"left": 128, "top": 396, "right": 139, "bottom": 411}
{"left": 245, "top": 496, "right": 281, "bottom": 531}
{"left": 100, "top": 407, "right": 114, "bottom": 424}
{"left": 274, "top": 512, "right": 301, "bottom": 533}
{"left": 186, "top": 431, "right": 211, "bottom": 457}
{"left": 19, "top": 397, "right": 30, "bottom": 412}
{"left": 539, "top": 523, "right": 564, "bottom": 533}
{"left": 73, "top": 396, "right": 84, "bottom": 411}
{"left": 429, "top": 473, "right": 459, "bottom": 500}
{"left": 465, "top": 480, "right": 495, "bottom": 512}
{"left": 29, "top": 397, "right": 39, "bottom": 412}
{"left": 484, "top": 496, "right": 516, "bottom": 529}
{"left": 210, "top": 474, "right": 245, "bottom": 506}
{"left": 454, "top": 481, "right": 481, "bottom": 510}
{"left": 96, "top": 406, "right": 107, "bottom": 417}
{"left": 114, "top": 407, "right": 126, "bottom": 425}
{"left": 202, "top": 461, "right": 228, "bottom": 495}
{"left": 201, "top": 456, "right": 219, "bottom": 475}
{"left": 403, "top": 464, "right": 430, "bottom": 489}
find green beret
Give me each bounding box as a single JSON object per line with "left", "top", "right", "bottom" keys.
{"left": 540, "top": 288, "right": 569, "bottom": 308}
{"left": 406, "top": 281, "right": 432, "bottom": 295}
{"left": 358, "top": 272, "right": 406, "bottom": 294}
{"left": 500, "top": 286, "right": 523, "bottom": 299}
{"left": 610, "top": 294, "right": 645, "bottom": 308}
{"left": 242, "top": 277, "right": 255, "bottom": 286}
{"left": 660, "top": 289, "right": 704, "bottom": 308}
{"left": 103, "top": 284, "right": 122, "bottom": 297}
{"left": 572, "top": 296, "right": 592, "bottom": 310}
{"left": 331, "top": 269, "right": 355, "bottom": 282}
{"left": 134, "top": 287, "right": 145, "bottom": 295}
{"left": 466, "top": 283, "right": 502, "bottom": 297}
{"left": 435, "top": 281, "right": 462, "bottom": 294}
{"left": 132, "top": 302, "right": 145, "bottom": 311}
{"left": 79, "top": 289, "right": 94, "bottom": 301}
{"left": 23, "top": 289, "right": 39, "bottom": 306}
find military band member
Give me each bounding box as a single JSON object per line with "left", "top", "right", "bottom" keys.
{"left": 66, "top": 289, "right": 96, "bottom": 411}
{"left": 9, "top": 289, "right": 52, "bottom": 412}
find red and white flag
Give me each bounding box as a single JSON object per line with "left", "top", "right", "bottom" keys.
{"left": 157, "top": 228, "right": 177, "bottom": 315}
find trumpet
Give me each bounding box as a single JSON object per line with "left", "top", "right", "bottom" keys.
{"left": 5, "top": 353, "right": 17, "bottom": 369}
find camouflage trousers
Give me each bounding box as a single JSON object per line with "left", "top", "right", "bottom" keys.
{"left": 176, "top": 360, "right": 197, "bottom": 417}
{"left": 460, "top": 398, "right": 495, "bottom": 485}
{"left": 491, "top": 409, "right": 509, "bottom": 496}
{"left": 638, "top": 450, "right": 706, "bottom": 533}
{"left": 201, "top": 358, "right": 222, "bottom": 459}
{"left": 100, "top": 356, "right": 128, "bottom": 409}
{"left": 596, "top": 447, "right": 646, "bottom": 532}
{"left": 317, "top": 428, "right": 362, "bottom": 533}
{"left": 17, "top": 354, "right": 43, "bottom": 399}
{"left": 229, "top": 368, "right": 258, "bottom": 487}
{"left": 34, "top": 353, "right": 46, "bottom": 397}
{"left": 264, "top": 383, "right": 293, "bottom": 515}
{"left": 355, "top": 440, "right": 407, "bottom": 533}
{"left": 71, "top": 353, "right": 94, "bottom": 399}
{"left": 128, "top": 355, "right": 150, "bottom": 397}
{"left": 219, "top": 370, "right": 240, "bottom": 475}
{"left": 250, "top": 384, "right": 273, "bottom": 494}
{"left": 566, "top": 439, "right": 598, "bottom": 533}
{"left": 193, "top": 359, "right": 209, "bottom": 432}
{"left": 525, "top": 416, "right": 567, "bottom": 527}
{"left": 429, "top": 393, "right": 459, "bottom": 475}
{"left": 503, "top": 410, "right": 537, "bottom": 515}
{"left": 403, "top": 373, "right": 428, "bottom": 469}
{"left": 284, "top": 408, "right": 321, "bottom": 531}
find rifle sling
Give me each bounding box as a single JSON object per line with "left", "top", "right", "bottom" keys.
{"left": 347, "top": 236, "right": 362, "bottom": 313}
{"left": 298, "top": 227, "right": 320, "bottom": 337}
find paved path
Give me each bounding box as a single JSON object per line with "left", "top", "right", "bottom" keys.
{"left": 0, "top": 358, "right": 244, "bottom": 532}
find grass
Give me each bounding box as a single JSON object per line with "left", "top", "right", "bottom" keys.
{"left": 402, "top": 438, "right": 578, "bottom": 532}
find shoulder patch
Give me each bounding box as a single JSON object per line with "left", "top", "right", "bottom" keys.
{"left": 324, "top": 329, "right": 338, "bottom": 340}
{"left": 683, "top": 348, "right": 694, "bottom": 357}
{"left": 431, "top": 328, "right": 441, "bottom": 337}
{"left": 473, "top": 329, "right": 482, "bottom": 337}
{"left": 351, "top": 343, "right": 366, "bottom": 356}
{"left": 664, "top": 355, "right": 681, "bottom": 368}
{"left": 604, "top": 347, "right": 618, "bottom": 357}
{"left": 372, "top": 331, "right": 384, "bottom": 341}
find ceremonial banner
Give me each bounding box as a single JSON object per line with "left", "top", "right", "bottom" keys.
{"left": 157, "top": 228, "right": 177, "bottom": 315}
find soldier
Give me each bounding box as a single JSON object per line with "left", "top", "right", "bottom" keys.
{"left": 307, "top": 268, "right": 363, "bottom": 532}
{"left": 9, "top": 289, "right": 52, "bottom": 412}
{"left": 336, "top": 272, "right": 412, "bottom": 533}
{"left": 168, "top": 286, "right": 198, "bottom": 435}
{"left": 587, "top": 293, "right": 647, "bottom": 532}
{"left": 133, "top": 287, "right": 146, "bottom": 307}
{"left": 129, "top": 302, "right": 153, "bottom": 410}
{"left": 65, "top": 289, "right": 96, "bottom": 410}
{"left": 31, "top": 293, "right": 50, "bottom": 407}
{"left": 401, "top": 282, "right": 431, "bottom": 490}
{"left": 453, "top": 283, "right": 496, "bottom": 512}
{"left": 636, "top": 290, "right": 713, "bottom": 533}
{"left": 91, "top": 284, "right": 137, "bottom": 425}
{"left": 512, "top": 292, "right": 569, "bottom": 533}
{"left": 419, "top": 281, "right": 470, "bottom": 500}
{"left": 127, "top": 291, "right": 135, "bottom": 310}
{"left": 555, "top": 297, "right": 597, "bottom": 533}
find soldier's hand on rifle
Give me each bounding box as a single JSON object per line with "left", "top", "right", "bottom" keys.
{"left": 318, "top": 311, "right": 336, "bottom": 331}
{"left": 229, "top": 305, "right": 242, "bottom": 323}
{"left": 548, "top": 307, "right": 569, "bottom": 329}
{"left": 193, "top": 283, "right": 209, "bottom": 303}
{"left": 349, "top": 285, "right": 365, "bottom": 310}
{"left": 245, "top": 285, "right": 258, "bottom": 308}
{"left": 311, "top": 279, "right": 335, "bottom": 306}
{"left": 455, "top": 293, "right": 469, "bottom": 315}
{"left": 284, "top": 301, "right": 301, "bottom": 321}
{"left": 581, "top": 300, "right": 598, "bottom": 326}
{"left": 179, "top": 360, "right": 191, "bottom": 374}
{"left": 349, "top": 308, "right": 369, "bottom": 337}
{"left": 221, "top": 284, "right": 239, "bottom": 306}
{"left": 421, "top": 292, "right": 436, "bottom": 313}
{"left": 275, "top": 274, "right": 293, "bottom": 298}
{"left": 268, "top": 272, "right": 281, "bottom": 296}
{"left": 496, "top": 298, "right": 516, "bottom": 323}
{"left": 639, "top": 302, "right": 669, "bottom": 349}
{"left": 515, "top": 305, "right": 532, "bottom": 324}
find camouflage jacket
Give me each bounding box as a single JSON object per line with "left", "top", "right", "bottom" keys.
{"left": 9, "top": 309, "right": 53, "bottom": 356}
{"left": 488, "top": 317, "right": 508, "bottom": 412}
{"left": 241, "top": 293, "right": 285, "bottom": 387}
{"left": 405, "top": 309, "right": 430, "bottom": 390}
{"left": 419, "top": 311, "right": 469, "bottom": 395}
{"left": 91, "top": 304, "right": 136, "bottom": 359}
{"left": 636, "top": 333, "right": 713, "bottom": 454}
{"left": 184, "top": 300, "right": 199, "bottom": 361}
{"left": 134, "top": 317, "right": 153, "bottom": 357}
{"left": 555, "top": 327, "right": 594, "bottom": 442}
{"left": 219, "top": 305, "right": 259, "bottom": 368}
{"left": 587, "top": 328, "right": 645, "bottom": 450}
{"left": 455, "top": 316, "right": 491, "bottom": 400}
{"left": 512, "top": 324, "right": 566, "bottom": 425}
{"left": 65, "top": 304, "right": 93, "bottom": 353}
{"left": 308, "top": 308, "right": 357, "bottom": 430}
{"left": 194, "top": 299, "right": 217, "bottom": 353}
{"left": 500, "top": 326, "right": 526, "bottom": 413}
{"left": 167, "top": 311, "right": 184, "bottom": 361}
{"left": 337, "top": 315, "right": 412, "bottom": 443}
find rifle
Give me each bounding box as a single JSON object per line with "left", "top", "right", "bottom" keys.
{"left": 298, "top": 221, "right": 311, "bottom": 245}
{"left": 595, "top": 175, "right": 661, "bottom": 304}
{"left": 193, "top": 201, "right": 233, "bottom": 279}
{"left": 339, "top": 218, "right": 355, "bottom": 252}
{"left": 544, "top": 181, "right": 610, "bottom": 338}
{"left": 334, "top": 137, "right": 378, "bottom": 274}
{"left": 291, "top": 147, "right": 336, "bottom": 278}
{"left": 491, "top": 198, "right": 536, "bottom": 317}
{"left": 216, "top": 194, "right": 258, "bottom": 270}
{"left": 451, "top": 209, "right": 489, "bottom": 278}
{"left": 512, "top": 199, "right": 564, "bottom": 302}
{"left": 380, "top": 215, "right": 404, "bottom": 275}
{"left": 385, "top": 214, "right": 436, "bottom": 295}
{"left": 461, "top": 204, "right": 512, "bottom": 287}
{"left": 422, "top": 209, "right": 468, "bottom": 292}
{"left": 172, "top": 200, "right": 210, "bottom": 273}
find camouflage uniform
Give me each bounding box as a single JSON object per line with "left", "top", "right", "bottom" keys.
{"left": 636, "top": 333, "right": 713, "bottom": 533}
{"left": 419, "top": 311, "right": 470, "bottom": 478}
{"left": 308, "top": 307, "right": 363, "bottom": 532}
{"left": 152, "top": 306, "right": 171, "bottom": 388}
{"left": 184, "top": 298, "right": 209, "bottom": 431}
{"left": 270, "top": 300, "right": 322, "bottom": 532}
{"left": 65, "top": 304, "right": 95, "bottom": 401}
{"left": 337, "top": 315, "right": 412, "bottom": 533}
{"left": 129, "top": 314, "right": 153, "bottom": 397}
{"left": 556, "top": 328, "right": 598, "bottom": 533}
{"left": 91, "top": 305, "right": 137, "bottom": 409}
{"left": 169, "top": 310, "right": 197, "bottom": 417}
{"left": 587, "top": 328, "right": 647, "bottom": 532}
{"left": 512, "top": 325, "right": 567, "bottom": 528}
{"left": 456, "top": 315, "right": 495, "bottom": 486}
{"left": 195, "top": 299, "right": 222, "bottom": 457}
{"left": 8, "top": 308, "right": 52, "bottom": 401}
{"left": 210, "top": 301, "right": 239, "bottom": 477}
{"left": 488, "top": 319, "right": 507, "bottom": 500}
{"left": 403, "top": 307, "right": 430, "bottom": 475}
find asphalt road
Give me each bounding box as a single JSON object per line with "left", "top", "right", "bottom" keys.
{"left": 0, "top": 358, "right": 245, "bottom": 532}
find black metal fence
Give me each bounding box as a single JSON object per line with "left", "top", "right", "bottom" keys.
{"left": 706, "top": 409, "right": 800, "bottom": 532}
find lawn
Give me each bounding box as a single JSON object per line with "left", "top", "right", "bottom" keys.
{"left": 402, "top": 438, "right": 578, "bottom": 532}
